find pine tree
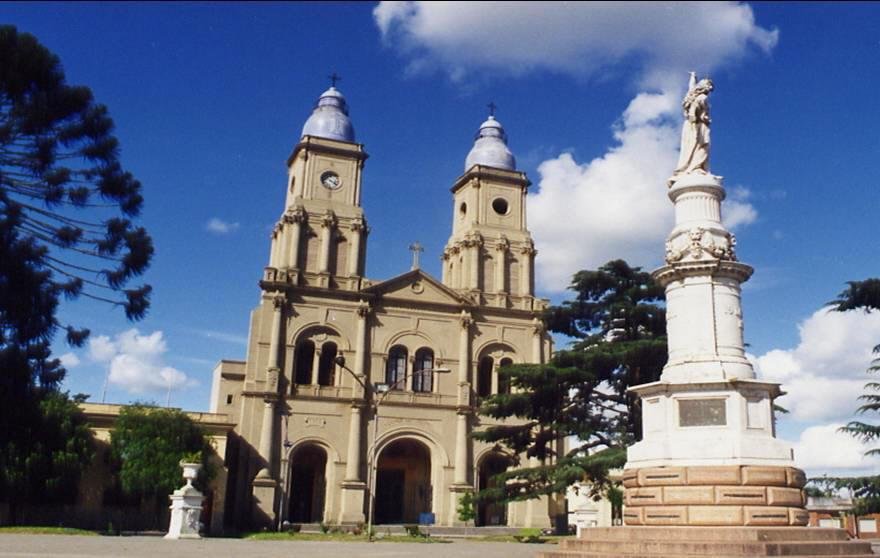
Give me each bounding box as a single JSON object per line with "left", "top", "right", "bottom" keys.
{"left": 0, "top": 26, "right": 152, "bottom": 518}
{"left": 828, "top": 279, "right": 880, "bottom": 515}
{"left": 473, "top": 260, "right": 666, "bottom": 505}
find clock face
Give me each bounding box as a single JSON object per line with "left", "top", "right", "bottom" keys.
{"left": 320, "top": 171, "right": 341, "bottom": 190}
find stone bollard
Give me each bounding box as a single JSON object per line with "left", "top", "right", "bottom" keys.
{"left": 165, "top": 461, "right": 204, "bottom": 539}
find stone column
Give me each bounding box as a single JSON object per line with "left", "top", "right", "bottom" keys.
{"left": 268, "top": 225, "right": 281, "bottom": 268}
{"left": 348, "top": 219, "right": 364, "bottom": 276}
{"left": 532, "top": 318, "right": 544, "bottom": 364}
{"left": 289, "top": 207, "right": 305, "bottom": 269}
{"left": 449, "top": 311, "right": 473, "bottom": 525}
{"left": 454, "top": 311, "right": 472, "bottom": 483}
{"left": 441, "top": 250, "right": 449, "bottom": 284}
{"left": 520, "top": 244, "right": 535, "bottom": 297}
{"left": 339, "top": 301, "right": 369, "bottom": 523}
{"left": 470, "top": 237, "right": 481, "bottom": 290}
{"left": 257, "top": 296, "right": 284, "bottom": 467}
{"left": 310, "top": 347, "right": 321, "bottom": 386}
{"left": 494, "top": 237, "right": 508, "bottom": 293}
{"left": 319, "top": 211, "right": 335, "bottom": 274}
{"left": 279, "top": 216, "right": 292, "bottom": 269}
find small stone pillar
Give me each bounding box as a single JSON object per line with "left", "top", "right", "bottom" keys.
{"left": 165, "top": 462, "right": 204, "bottom": 540}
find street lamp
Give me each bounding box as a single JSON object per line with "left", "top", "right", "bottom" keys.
{"left": 333, "top": 354, "right": 450, "bottom": 540}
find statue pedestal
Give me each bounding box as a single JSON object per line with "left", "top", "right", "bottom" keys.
{"left": 535, "top": 526, "right": 876, "bottom": 557}
{"left": 164, "top": 484, "right": 204, "bottom": 540}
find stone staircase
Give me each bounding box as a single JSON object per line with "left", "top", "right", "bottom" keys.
{"left": 536, "top": 526, "right": 877, "bottom": 558}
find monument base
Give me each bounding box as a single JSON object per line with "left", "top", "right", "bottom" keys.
{"left": 623, "top": 465, "right": 807, "bottom": 526}
{"left": 536, "top": 526, "right": 875, "bottom": 557}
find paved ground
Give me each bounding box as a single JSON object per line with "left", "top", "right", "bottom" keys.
{"left": 0, "top": 534, "right": 548, "bottom": 558}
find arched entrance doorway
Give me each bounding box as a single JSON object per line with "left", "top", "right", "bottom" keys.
{"left": 288, "top": 444, "right": 327, "bottom": 523}
{"left": 477, "top": 453, "right": 510, "bottom": 526}
{"left": 374, "top": 438, "right": 431, "bottom": 524}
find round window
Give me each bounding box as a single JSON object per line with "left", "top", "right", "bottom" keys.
{"left": 492, "top": 197, "right": 509, "bottom": 215}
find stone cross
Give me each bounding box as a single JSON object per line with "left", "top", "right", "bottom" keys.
{"left": 409, "top": 241, "right": 424, "bottom": 270}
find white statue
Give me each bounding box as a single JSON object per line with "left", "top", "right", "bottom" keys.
{"left": 668, "top": 72, "right": 714, "bottom": 186}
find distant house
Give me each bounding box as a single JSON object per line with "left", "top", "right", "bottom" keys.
{"left": 806, "top": 496, "right": 880, "bottom": 539}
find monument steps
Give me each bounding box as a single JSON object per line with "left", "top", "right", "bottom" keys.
{"left": 535, "top": 527, "right": 874, "bottom": 558}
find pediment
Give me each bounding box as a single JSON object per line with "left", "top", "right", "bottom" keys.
{"left": 363, "top": 270, "right": 471, "bottom": 306}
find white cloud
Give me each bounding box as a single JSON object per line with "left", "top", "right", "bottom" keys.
{"left": 88, "top": 329, "right": 195, "bottom": 395}
{"left": 723, "top": 186, "right": 758, "bottom": 230}
{"left": 529, "top": 92, "right": 679, "bottom": 290}
{"left": 58, "top": 352, "right": 80, "bottom": 368}
{"left": 785, "top": 423, "right": 880, "bottom": 477}
{"left": 374, "top": 2, "right": 777, "bottom": 88}
{"left": 752, "top": 307, "right": 880, "bottom": 422}
{"left": 206, "top": 218, "right": 240, "bottom": 235}
{"left": 375, "top": 2, "right": 771, "bottom": 291}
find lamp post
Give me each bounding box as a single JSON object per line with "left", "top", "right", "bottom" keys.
{"left": 334, "top": 354, "right": 450, "bottom": 541}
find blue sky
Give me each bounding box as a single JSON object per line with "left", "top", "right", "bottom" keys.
{"left": 5, "top": 2, "right": 879, "bottom": 477}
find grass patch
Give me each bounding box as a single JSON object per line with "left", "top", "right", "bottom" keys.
{"left": 244, "top": 531, "right": 449, "bottom": 543}
{"left": 0, "top": 526, "right": 98, "bottom": 536}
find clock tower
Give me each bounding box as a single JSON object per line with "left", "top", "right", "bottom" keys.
{"left": 442, "top": 112, "right": 539, "bottom": 310}
{"left": 265, "top": 85, "right": 368, "bottom": 290}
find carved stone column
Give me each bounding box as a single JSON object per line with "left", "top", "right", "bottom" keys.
{"left": 520, "top": 243, "right": 536, "bottom": 297}
{"left": 310, "top": 347, "right": 321, "bottom": 386}
{"left": 449, "top": 310, "right": 473, "bottom": 525}
{"left": 454, "top": 313, "right": 472, "bottom": 478}
{"left": 532, "top": 318, "right": 544, "bottom": 364}
{"left": 268, "top": 224, "right": 281, "bottom": 268}
{"left": 319, "top": 211, "right": 335, "bottom": 274}
{"left": 441, "top": 249, "right": 450, "bottom": 284}
{"left": 348, "top": 219, "right": 365, "bottom": 276}
{"left": 256, "top": 295, "right": 284, "bottom": 479}
{"left": 288, "top": 207, "right": 305, "bottom": 269}
{"left": 469, "top": 235, "right": 481, "bottom": 290}
{"left": 339, "top": 300, "right": 370, "bottom": 523}
{"left": 494, "top": 237, "right": 509, "bottom": 293}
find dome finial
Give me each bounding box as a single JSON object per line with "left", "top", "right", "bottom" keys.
{"left": 464, "top": 106, "right": 516, "bottom": 171}
{"left": 300, "top": 78, "right": 355, "bottom": 143}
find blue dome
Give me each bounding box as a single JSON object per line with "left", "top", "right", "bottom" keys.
{"left": 301, "top": 86, "right": 355, "bottom": 142}
{"left": 464, "top": 116, "right": 515, "bottom": 171}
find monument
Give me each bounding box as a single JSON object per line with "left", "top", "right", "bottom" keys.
{"left": 537, "top": 75, "right": 874, "bottom": 557}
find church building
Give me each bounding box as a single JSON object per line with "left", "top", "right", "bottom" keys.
{"left": 210, "top": 84, "right": 554, "bottom": 530}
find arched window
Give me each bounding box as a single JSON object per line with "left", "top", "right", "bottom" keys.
{"left": 294, "top": 340, "right": 315, "bottom": 385}
{"left": 318, "top": 342, "right": 337, "bottom": 386}
{"left": 477, "top": 356, "right": 493, "bottom": 398}
{"left": 498, "top": 357, "right": 513, "bottom": 395}
{"left": 413, "top": 348, "right": 434, "bottom": 393}
{"left": 386, "top": 346, "right": 407, "bottom": 390}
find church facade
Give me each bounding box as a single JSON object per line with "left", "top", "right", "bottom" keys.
{"left": 210, "top": 85, "right": 554, "bottom": 529}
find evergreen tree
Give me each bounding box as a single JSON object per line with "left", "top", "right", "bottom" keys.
{"left": 829, "top": 278, "right": 880, "bottom": 514}
{"left": 0, "top": 25, "right": 153, "bottom": 406}
{"left": 0, "top": 25, "right": 152, "bottom": 520}
{"left": 473, "top": 260, "right": 666, "bottom": 504}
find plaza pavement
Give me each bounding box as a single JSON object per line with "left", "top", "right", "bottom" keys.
{"left": 0, "top": 534, "right": 548, "bottom": 558}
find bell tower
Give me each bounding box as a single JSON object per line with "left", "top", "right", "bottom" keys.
{"left": 442, "top": 111, "right": 538, "bottom": 310}
{"left": 264, "top": 84, "right": 368, "bottom": 290}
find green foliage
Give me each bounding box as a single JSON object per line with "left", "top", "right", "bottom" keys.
{"left": 474, "top": 260, "right": 666, "bottom": 503}
{"left": 456, "top": 491, "right": 476, "bottom": 525}
{"left": 110, "top": 404, "right": 212, "bottom": 499}
{"left": 807, "top": 476, "right": 880, "bottom": 516}
{"left": 0, "top": 27, "right": 152, "bottom": 507}
{"left": 829, "top": 277, "right": 880, "bottom": 515}
{"left": 0, "top": 391, "right": 94, "bottom": 520}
